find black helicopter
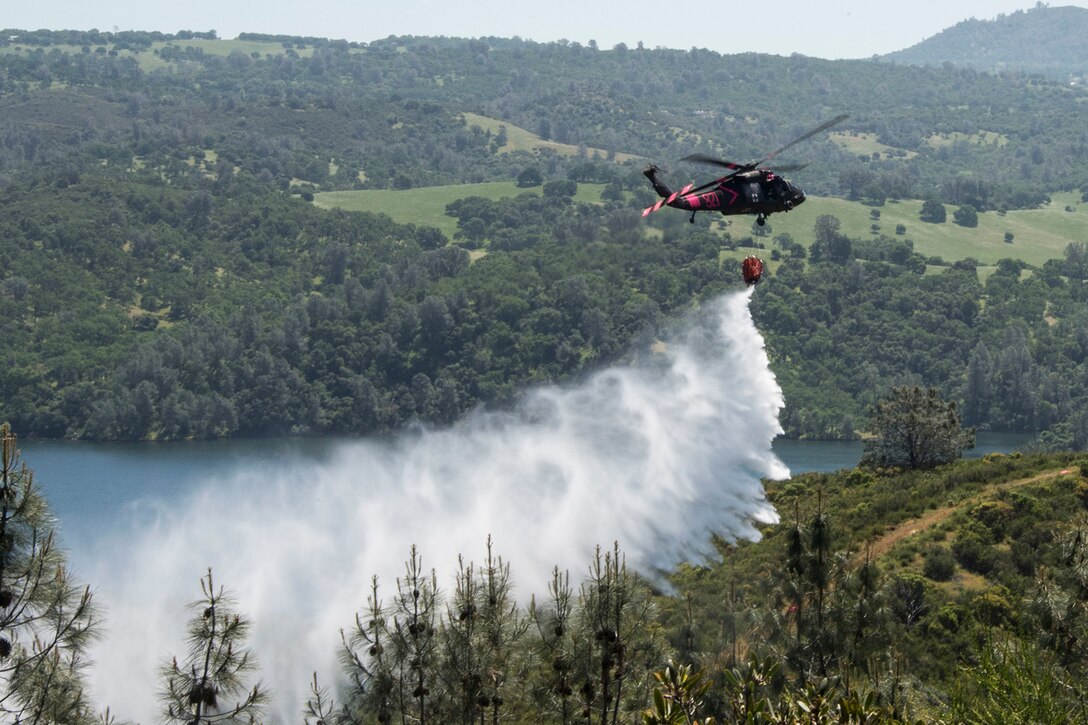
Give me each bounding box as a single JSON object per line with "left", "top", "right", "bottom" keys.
{"left": 642, "top": 114, "right": 848, "bottom": 226}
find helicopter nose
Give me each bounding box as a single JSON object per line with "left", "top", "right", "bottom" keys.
{"left": 793, "top": 188, "right": 806, "bottom": 206}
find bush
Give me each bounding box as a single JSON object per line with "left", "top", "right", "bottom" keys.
{"left": 969, "top": 501, "right": 1014, "bottom": 542}
{"left": 971, "top": 587, "right": 1014, "bottom": 627}
{"left": 923, "top": 546, "right": 956, "bottom": 581}
{"left": 1010, "top": 540, "right": 1038, "bottom": 576}
{"left": 952, "top": 528, "right": 999, "bottom": 574}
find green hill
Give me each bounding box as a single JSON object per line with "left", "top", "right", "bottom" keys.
{"left": 752, "top": 191, "right": 1087, "bottom": 267}
{"left": 4, "top": 27, "right": 1088, "bottom": 443}
{"left": 880, "top": 4, "right": 1088, "bottom": 81}
{"left": 662, "top": 450, "right": 1088, "bottom": 721}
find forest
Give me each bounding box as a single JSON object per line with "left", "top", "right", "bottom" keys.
{"left": 1, "top": 26, "right": 1088, "bottom": 443}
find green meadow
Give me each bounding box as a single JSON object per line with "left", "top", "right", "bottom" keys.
{"left": 748, "top": 191, "right": 1086, "bottom": 267}
{"left": 462, "top": 112, "right": 642, "bottom": 163}
{"left": 314, "top": 182, "right": 611, "bottom": 241}
{"left": 316, "top": 180, "right": 1087, "bottom": 269}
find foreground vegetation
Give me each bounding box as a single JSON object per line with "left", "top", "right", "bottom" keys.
{"left": 5, "top": 416, "right": 1088, "bottom": 722}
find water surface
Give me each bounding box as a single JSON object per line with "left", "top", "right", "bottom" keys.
{"left": 20, "top": 431, "right": 1034, "bottom": 554}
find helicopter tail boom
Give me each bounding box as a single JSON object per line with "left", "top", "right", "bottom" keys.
{"left": 641, "top": 166, "right": 694, "bottom": 217}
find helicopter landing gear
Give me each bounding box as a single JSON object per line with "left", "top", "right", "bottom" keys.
{"left": 689, "top": 210, "right": 697, "bottom": 223}
{"left": 756, "top": 214, "right": 766, "bottom": 226}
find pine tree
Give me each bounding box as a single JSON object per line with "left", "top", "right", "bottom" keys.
{"left": 159, "top": 568, "right": 266, "bottom": 723}
{"left": 390, "top": 547, "right": 440, "bottom": 724}
{"left": 0, "top": 424, "right": 97, "bottom": 722}
{"left": 441, "top": 536, "right": 527, "bottom": 724}
{"left": 530, "top": 566, "right": 579, "bottom": 724}
{"left": 576, "top": 543, "right": 660, "bottom": 725}
{"left": 340, "top": 575, "right": 397, "bottom": 724}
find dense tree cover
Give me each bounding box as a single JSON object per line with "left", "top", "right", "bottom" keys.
{"left": 0, "top": 164, "right": 733, "bottom": 440}
{"left": 1, "top": 28, "right": 1087, "bottom": 203}
{"left": 751, "top": 235, "right": 1088, "bottom": 442}
{"left": 2, "top": 152, "right": 1086, "bottom": 444}
{"left": 1, "top": 30, "right": 1088, "bottom": 442}
{"left": 5, "top": 158, "right": 1088, "bottom": 442}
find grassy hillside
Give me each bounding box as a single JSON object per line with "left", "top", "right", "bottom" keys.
{"left": 662, "top": 451, "right": 1088, "bottom": 720}
{"left": 708, "top": 452, "right": 1085, "bottom": 592}
{"left": 750, "top": 191, "right": 1086, "bottom": 267}
{"left": 316, "top": 179, "right": 1087, "bottom": 269}
{"left": 314, "top": 182, "right": 611, "bottom": 241}
{"left": 462, "top": 112, "right": 643, "bottom": 163}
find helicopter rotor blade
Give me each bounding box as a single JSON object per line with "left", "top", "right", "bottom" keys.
{"left": 681, "top": 153, "right": 748, "bottom": 171}
{"left": 682, "top": 114, "right": 845, "bottom": 176}
{"left": 688, "top": 174, "right": 736, "bottom": 195}
{"left": 767, "top": 163, "right": 809, "bottom": 173}
{"left": 757, "top": 113, "right": 849, "bottom": 165}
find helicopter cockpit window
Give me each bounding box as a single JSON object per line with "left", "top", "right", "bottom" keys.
{"left": 748, "top": 183, "right": 761, "bottom": 203}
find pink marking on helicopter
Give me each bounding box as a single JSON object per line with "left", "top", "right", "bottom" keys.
{"left": 641, "top": 183, "right": 694, "bottom": 217}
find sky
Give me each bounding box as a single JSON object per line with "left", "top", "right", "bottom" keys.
{"left": 4, "top": 1, "right": 1088, "bottom": 59}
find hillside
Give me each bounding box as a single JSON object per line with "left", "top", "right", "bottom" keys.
{"left": 662, "top": 451, "right": 1088, "bottom": 720}
{"left": 881, "top": 4, "right": 1088, "bottom": 81}
{"left": 2, "top": 29, "right": 1088, "bottom": 443}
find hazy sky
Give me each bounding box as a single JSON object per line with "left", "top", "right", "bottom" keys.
{"left": 6, "top": 1, "right": 1087, "bottom": 59}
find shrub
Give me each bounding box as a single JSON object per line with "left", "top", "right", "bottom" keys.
{"left": 969, "top": 501, "right": 1014, "bottom": 542}
{"left": 952, "top": 529, "right": 998, "bottom": 575}
{"left": 923, "top": 546, "right": 956, "bottom": 581}
{"left": 971, "top": 587, "right": 1015, "bottom": 627}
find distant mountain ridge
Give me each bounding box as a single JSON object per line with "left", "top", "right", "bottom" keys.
{"left": 880, "top": 4, "right": 1088, "bottom": 81}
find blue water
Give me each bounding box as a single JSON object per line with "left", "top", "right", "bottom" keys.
{"left": 17, "top": 432, "right": 1034, "bottom": 554}
{"left": 770, "top": 431, "right": 1035, "bottom": 476}
{"left": 17, "top": 437, "right": 348, "bottom": 554}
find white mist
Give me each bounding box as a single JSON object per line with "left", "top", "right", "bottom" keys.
{"left": 83, "top": 289, "right": 786, "bottom": 721}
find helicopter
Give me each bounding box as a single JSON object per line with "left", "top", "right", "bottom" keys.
{"left": 641, "top": 114, "right": 848, "bottom": 226}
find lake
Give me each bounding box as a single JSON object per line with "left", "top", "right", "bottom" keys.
{"left": 18, "top": 431, "right": 1033, "bottom": 553}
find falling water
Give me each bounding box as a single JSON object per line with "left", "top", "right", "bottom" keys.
{"left": 82, "top": 289, "right": 787, "bottom": 720}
